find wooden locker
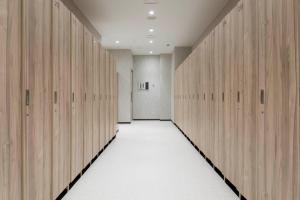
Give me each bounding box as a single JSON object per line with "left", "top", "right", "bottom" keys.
{"left": 243, "top": 0, "right": 258, "bottom": 198}
{"left": 217, "top": 19, "right": 226, "bottom": 173}
{"left": 295, "top": 0, "right": 300, "bottom": 198}
{"left": 99, "top": 47, "right": 106, "bottom": 149}
{"left": 71, "top": 13, "right": 84, "bottom": 180}
{"left": 210, "top": 31, "right": 216, "bottom": 162}
{"left": 234, "top": 1, "right": 245, "bottom": 192}
{"left": 109, "top": 54, "right": 114, "bottom": 140}
{"left": 92, "top": 39, "right": 100, "bottom": 156}
{"left": 52, "top": 0, "right": 71, "bottom": 197}
{"left": 105, "top": 50, "right": 110, "bottom": 144}
{"left": 22, "top": 0, "right": 52, "bottom": 199}
{"left": 83, "top": 27, "right": 93, "bottom": 166}
{"left": 256, "top": 0, "right": 266, "bottom": 198}
{"left": 229, "top": 7, "right": 239, "bottom": 186}
{"left": 0, "top": 0, "right": 22, "bottom": 199}
{"left": 223, "top": 12, "right": 232, "bottom": 179}
{"left": 199, "top": 43, "right": 205, "bottom": 151}
{"left": 213, "top": 26, "right": 220, "bottom": 166}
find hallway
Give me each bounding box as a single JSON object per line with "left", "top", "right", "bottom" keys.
{"left": 63, "top": 121, "right": 238, "bottom": 200}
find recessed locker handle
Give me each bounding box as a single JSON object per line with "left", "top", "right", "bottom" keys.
{"left": 222, "top": 92, "right": 225, "bottom": 102}
{"left": 26, "top": 90, "right": 30, "bottom": 106}
{"left": 237, "top": 91, "right": 240, "bottom": 103}
{"left": 212, "top": 93, "right": 214, "bottom": 101}
{"left": 54, "top": 91, "right": 58, "bottom": 104}
{"left": 72, "top": 92, "right": 75, "bottom": 102}
{"left": 260, "top": 90, "right": 265, "bottom": 104}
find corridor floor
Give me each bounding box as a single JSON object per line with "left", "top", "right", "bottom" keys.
{"left": 63, "top": 121, "right": 239, "bottom": 200}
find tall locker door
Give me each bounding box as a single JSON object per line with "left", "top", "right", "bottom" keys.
{"left": 243, "top": 0, "right": 258, "bottom": 198}
{"left": 83, "top": 27, "right": 93, "bottom": 166}
{"left": 213, "top": 27, "right": 220, "bottom": 166}
{"left": 192, "top": 53, "right": 197, "bottom": 144}
{"left": 217, "top": 19, "right": 226, "bottom": 173}
{"left": 223, "top": 13, "right": 232, "bottom": 180}
{"left": 210, "top": 31, "right": 216, "bottom": 162}
{"left": 92, "top": 39, "right": 100, "bottom": 156}
{"left": 199, "top": 43, "right": 205, "bottom": 151}
{"left": 52, "top": 0, "right": 71, "bottom": 197}
{"left": 229, "top": 8, "right": 239, "bottom": 186}
{"left": 105, "top": 51, "right": 110, "bottom": 144}
{"left": 256, "top": 0, "right": 266, "bottom": 199}
{"left": 99, "top": 47, "right": 106, "bottom": 149}
{"left": 71, "top": 13, "right": 84, "bottom": 180}
{"left": 195, "top": 47, "right": 201, "bottom": 148}
{"left": 22, "top": 0, "right": 52, "bottom": 199}
{"left": 109, "top": 55, "right": 114, "bottom": 140}
{"left": 0, "top": 0, "right": 22, "bottom": 199}
{"left": 234, "top": 1, "right": 245, "bottom": 192}
{"left": 295, "top": 0, "right": 300, "bottom": 198}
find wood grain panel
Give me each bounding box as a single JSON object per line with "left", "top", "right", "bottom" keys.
{"left": 243, "top": 0, "right": 258, "bottom": 198}
{"left": 22, "top": 0, "right": 52, "bottom": 199}
{"left": 105, "top": 51, "right": 110, "bottom": 143}
{"left": 217, "top": 20, "right": 225, "bottom": 172}
{"left": 294, "top": 0, "right": 300, "bottom": 198}
{"left": 0, "top": 0, "right": 22, "bottom": 199}
{"left": 71, "top": 13, "right": 84, "bottom": 180}
{"left": 52, "top": 1, "right": 71, "bottom": 197}
{"left": 93, "top": 39, "right": 100, "bottom": 156}
{"left": 235, "top": 1, "right": 245, "bottom": 192}
{"left": 83, "top": 27, "right": 93, "bottom": 166}
{"left": 99, "top": 47, "right": 106, "bottom": 149}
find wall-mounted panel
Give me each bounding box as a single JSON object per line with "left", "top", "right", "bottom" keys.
{"left": 71, "top": 13, "right": 84, "bottom": 180}
{"left": 83, "top": 27, "right": 94, "bottom": 167}
{"left": 22, "top": 0, "right": 52, "bottom": 199}
{"left": 52, "top": 0, "right": 71, "bottom": 197}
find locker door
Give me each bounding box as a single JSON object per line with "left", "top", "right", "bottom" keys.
{"left": 217, "top": 19, "right": 226, "bottom": 173}
{"left": 295, "top": 0, "right": 300, "bottom": 198}
{"left": 99, "top": 47, "right": 106, "bottom": 149}
{"left": 234, "top": 1, "right": 245, "bottom": 192}
{"left": 0, "top": 0, "right": 22, "bottom": 199}
{"left": 23, "top": 0, "right": 52, "bottom": 199}
{"left": 243, "top": 0, "right": 259, "bottom": 198}
{"left": 230, "top": 8, "right": 239, "bottom": 186}
{"left": 213, "top": 27, "right": 220, "bottom": 166}
{"left": 71, "top": 13, "right": 84, "bottom": 180}
{"left": 210, "top": 31, "right": 216, "bottom": 162}
{"left": 52, "top": 1, "right": 71, "bottom": 197}
{"left": 223, "top": 13, "right": 232, "bottom": 180}
{"left": 109, "top": 55, "right": 114, "bottom": 140}
{"left": 105, "top": 51, "right": 110, "bottom": 144}
{"left": 92, "top": 39, "right": 100, "bottom": 156}
{"left": 83, "top": 27, "right": 93, "bottom": 166}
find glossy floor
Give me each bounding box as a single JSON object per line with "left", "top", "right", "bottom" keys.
{"left": 63, "top": 121, "right": 238, "bottom": 200}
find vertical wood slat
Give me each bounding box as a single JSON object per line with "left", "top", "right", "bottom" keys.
{"left": 22, "top": 0, "right": 52, "bottom": 199}
{"left": 52, "top": 0, "right": 71, "bottom": 197}
{"left": 0, "top": 0, "right": 22, "bottom": 199}
{"left": 71, "top": 13, "right": 84, "bottom": 180}
{"left": 99, "top": 47, "right": 106, "bottom": 150}
{"left": 83, "top": 27, "right": 93, "bottom": 167}
{"left": 92, "top": 38, "right": 100, "bottom": 156}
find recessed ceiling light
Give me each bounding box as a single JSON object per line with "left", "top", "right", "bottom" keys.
{"left": 149, "top": 29, "right": 154, "bottom": 33}
{"left": 115, "top": 40, "right": 120, "bottom": 44}
{"left": 149, "top": 10, "right": 155, "bottom": 16}
{"left": 149, "top": 51, "right": 153, "bottom": 54}
{"left": 149, "top": 40, "right": 153, "bottom": 44}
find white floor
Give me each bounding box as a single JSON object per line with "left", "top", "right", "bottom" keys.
{"left": 63, "top": 121, "right": 239, "bottom": 200}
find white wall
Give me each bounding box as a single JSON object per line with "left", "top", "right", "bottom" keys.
{"left": 160, "top": 54, "right": 172, "bottom": 120}
{"left": 109, "top": 49, "right": 133, "bottom": 123}
{"left": 133, "top": 55, "right": 172, "bottom": 120}
{"left": 171, "top": 47, "right": 192, "bottom": 121}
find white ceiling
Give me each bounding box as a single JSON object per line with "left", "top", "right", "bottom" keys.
{"left": 73, "top": 0, "right": 229, "bottom": 55}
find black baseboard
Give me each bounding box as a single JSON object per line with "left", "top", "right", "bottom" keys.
{"left": 133, "top": 119, "right": 160, "bottom": 121}
{"left": 160, "top": 119, "right": 172, "bottom": 121}
{"left": 171, "top": 120, "right": 247, "bottom": 200}
{"left": 56, "top": 135, "right": 116, "bottom": 200}
{"left": 118, "top": 122, "right": 131, "bottom": 124}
